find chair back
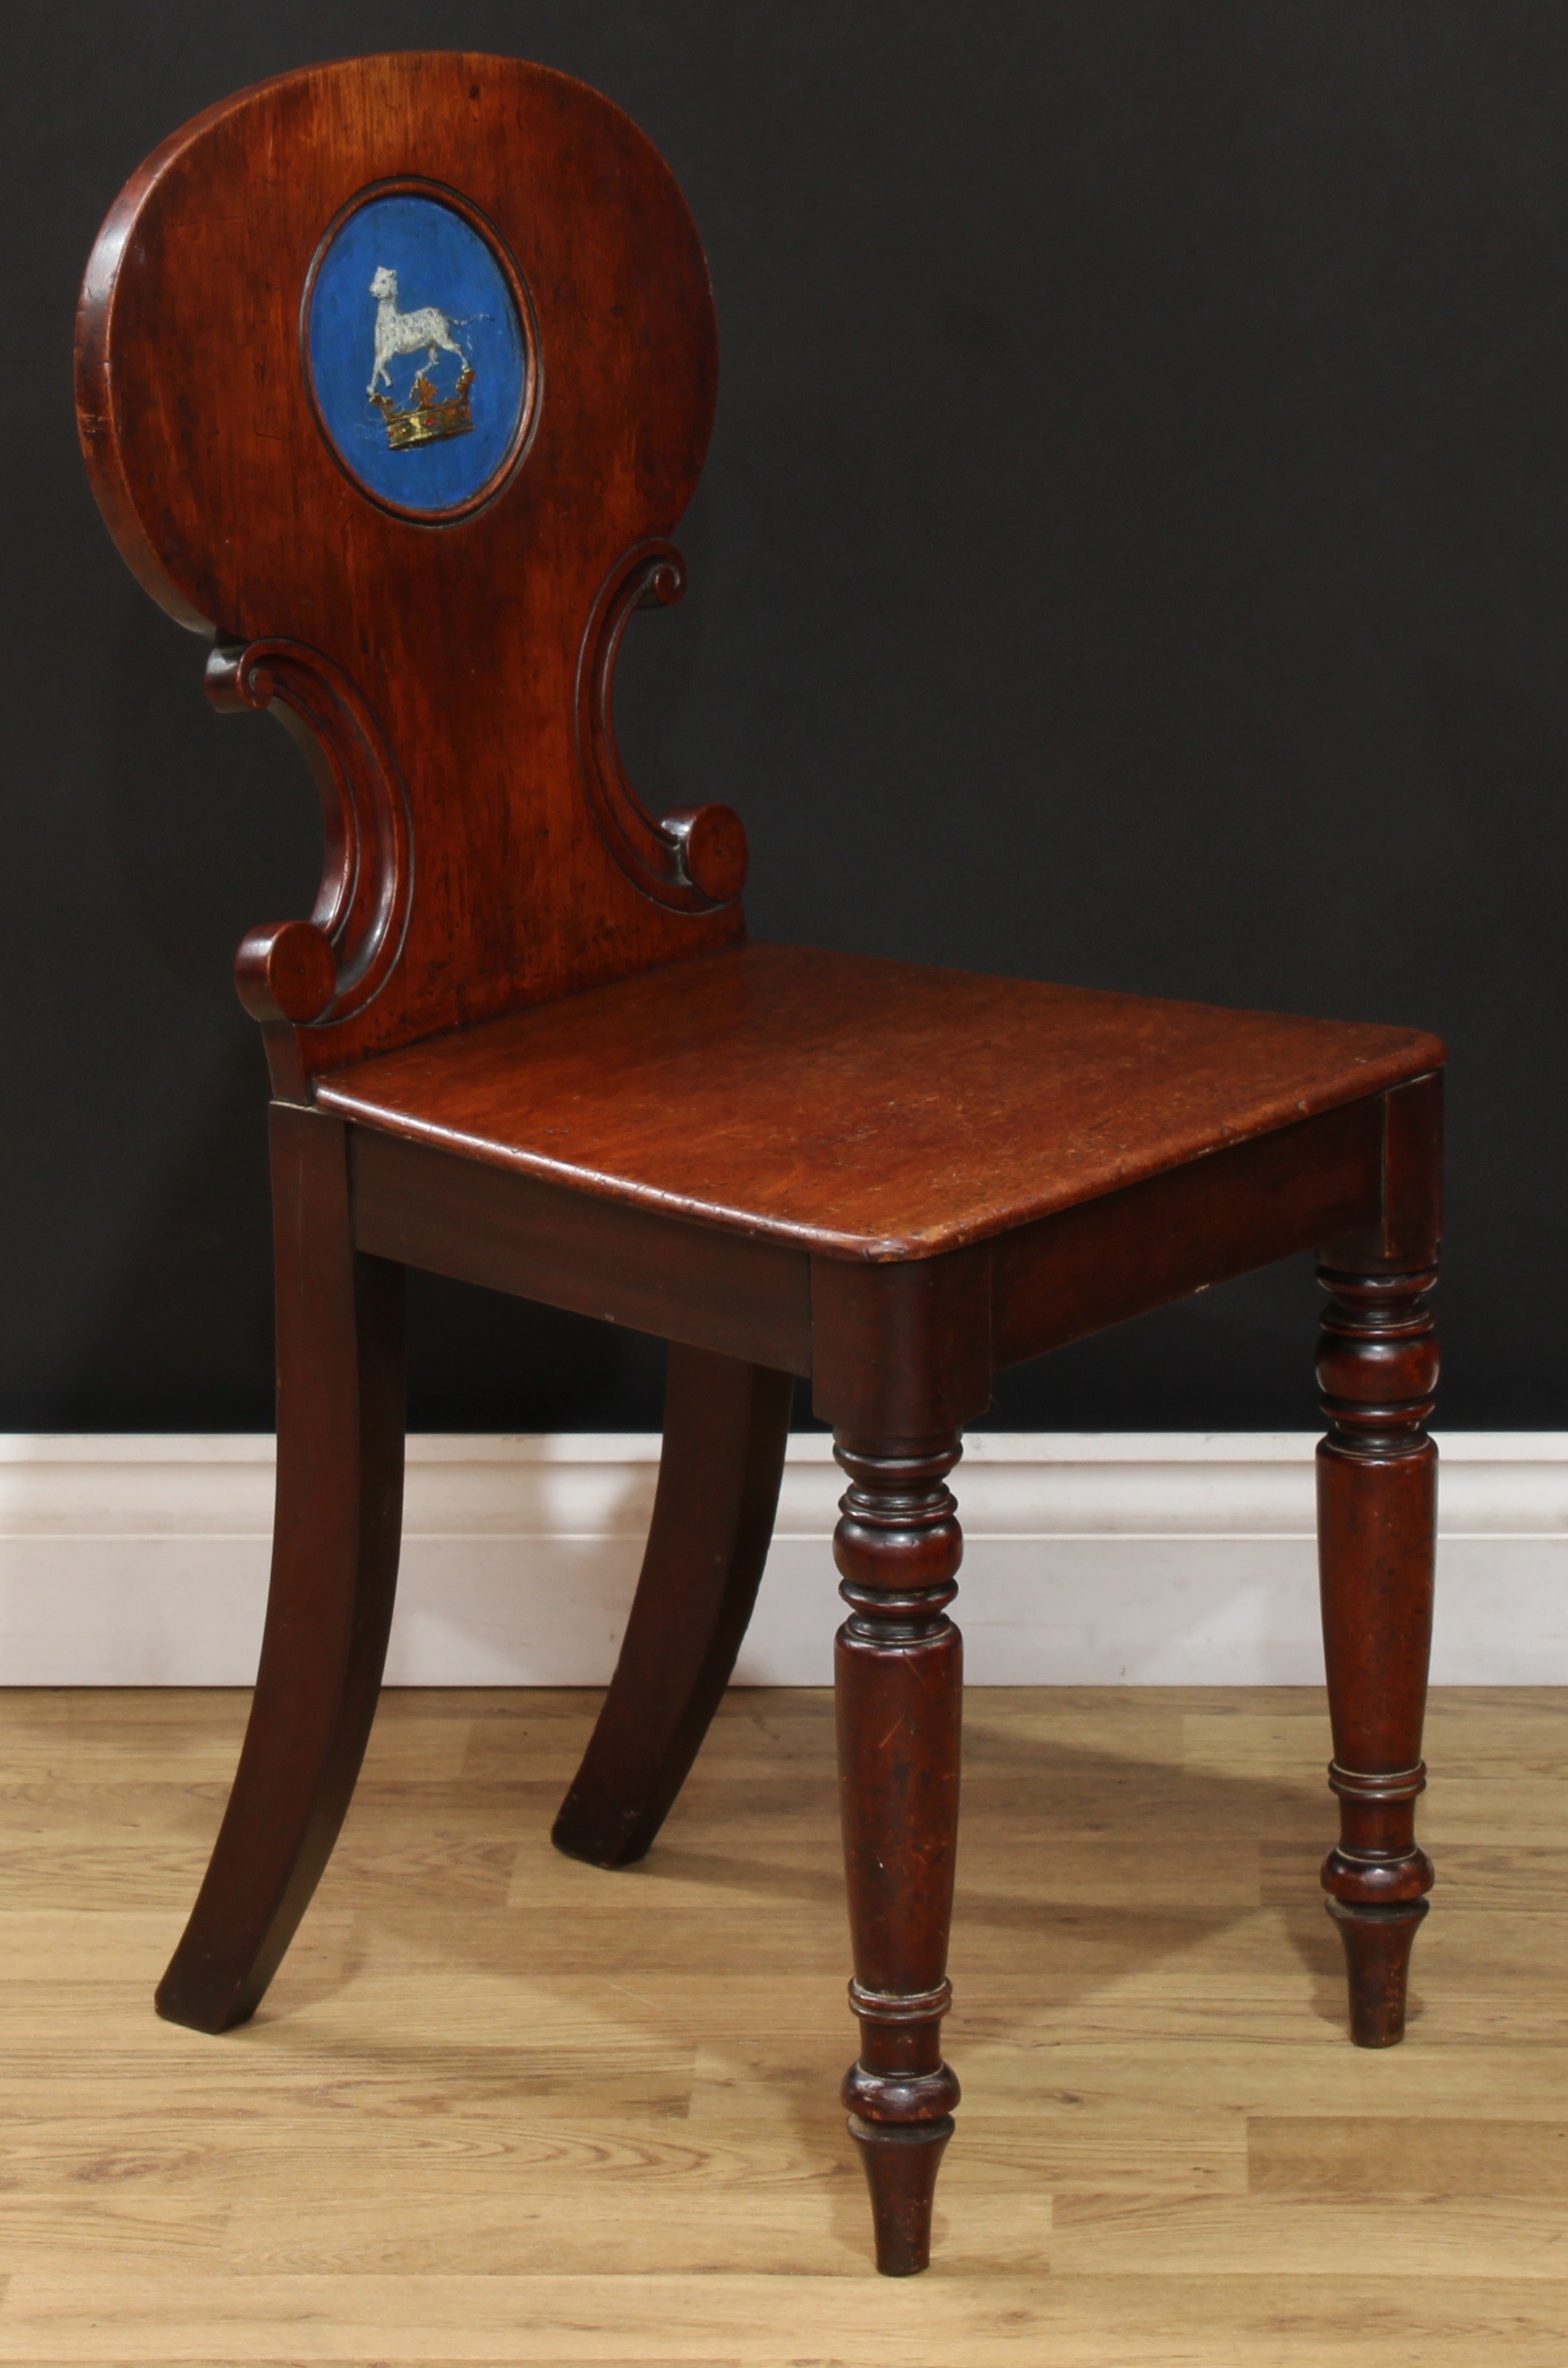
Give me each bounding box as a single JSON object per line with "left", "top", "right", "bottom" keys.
{"left": 77, "top": 52, "right": 746, "bottom": 1096}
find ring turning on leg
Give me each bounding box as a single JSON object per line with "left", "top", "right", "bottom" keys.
{"left": 1316, "top": 1259, "right": 1439, "bottom": 2047}
{"left": 834, "top": 1433, "right": 964, "bottom": 2275}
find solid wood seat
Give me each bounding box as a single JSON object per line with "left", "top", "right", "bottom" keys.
{"left": 316, "top": 941, "right": 1441, "bottom": 1254}
{"left": 76, "top": 51, "right": 1445, "bottom": 2282}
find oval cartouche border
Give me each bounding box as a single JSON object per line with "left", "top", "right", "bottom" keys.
{"left": 301, "top": 175, "right": 541, "bottom": 527}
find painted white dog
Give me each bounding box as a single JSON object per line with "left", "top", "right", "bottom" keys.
{"left": 367, "top": 266, "right": 466, "bottom": 395}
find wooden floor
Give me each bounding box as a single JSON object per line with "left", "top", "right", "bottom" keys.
{"left": 0, "top": 1687, "right": 1565, "bottom": 2363}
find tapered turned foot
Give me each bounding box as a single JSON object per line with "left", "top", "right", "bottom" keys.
{"left": 846, "top": 2114, "right": 956, "bottom": 2277}
{"left": 1326, "top": 1897, "right": 1429, "bottom": 2048}
{"left": 1315, "top": 1255, "right": 1440, "bottom": 2048}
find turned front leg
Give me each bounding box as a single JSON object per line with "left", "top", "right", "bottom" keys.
{"left": 1316, "top": 1259, "right": 1439, "bottom": 2046}
{"left": 834, "top": 1433, "right": 963, "bottom": 2277}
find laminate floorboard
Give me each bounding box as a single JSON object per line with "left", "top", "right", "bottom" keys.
{"left": 0, "top": 1686, "right": 1563, "bottom": 2362}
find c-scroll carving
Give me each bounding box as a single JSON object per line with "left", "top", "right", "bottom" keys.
{"left": 205, "top": 639, "right": 413, "bottom": 1033}
{"left": 576, "top": 541, "right": 748, "bottom": 912}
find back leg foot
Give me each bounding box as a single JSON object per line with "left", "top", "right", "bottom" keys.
{"left": 156, "top": 1107, "right": 405, "bottom": 2033}
{"left": 552, "top": 1345, "right": 791, "bottom": 1869}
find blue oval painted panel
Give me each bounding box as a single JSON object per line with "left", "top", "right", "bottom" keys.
{"left": 307, "top": 193, "right": 527, "bottom": 515}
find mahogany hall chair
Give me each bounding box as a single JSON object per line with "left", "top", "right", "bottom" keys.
{"left": 77, "top": 52, "right": 1444, "bottom": 2277}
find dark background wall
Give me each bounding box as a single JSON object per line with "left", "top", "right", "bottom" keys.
{"left": 6, "top": 2, "right": 1565, "bottom": 1430}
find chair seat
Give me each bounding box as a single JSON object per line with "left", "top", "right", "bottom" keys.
{"left": 315, "top": 942, "right": 1443, "bottom": 1258}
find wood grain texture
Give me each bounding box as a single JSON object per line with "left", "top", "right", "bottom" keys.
{"left": 75, "top": 52, "right": 744, "bottom": 1097}
{"left": 1, "top": 1684, "right": 1566, "bottom": 2362}
{"left": 316, "top": 942, "right": 1442, "bottom": 1259}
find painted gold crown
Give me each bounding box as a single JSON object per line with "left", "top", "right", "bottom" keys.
{"left": 370, "top": 364, "right": 475, "bottom": 451}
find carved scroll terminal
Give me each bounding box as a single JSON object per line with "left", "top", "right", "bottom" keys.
{"left": 205, "top": 637, "right": 413, "bottom": 1030}
{"left": 576, "top": 541, "right": 748, "bottom": 912}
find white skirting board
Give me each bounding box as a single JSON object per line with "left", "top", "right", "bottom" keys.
{"left": 0, "top": 1432, "right": 1563, "bottom": 1687}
